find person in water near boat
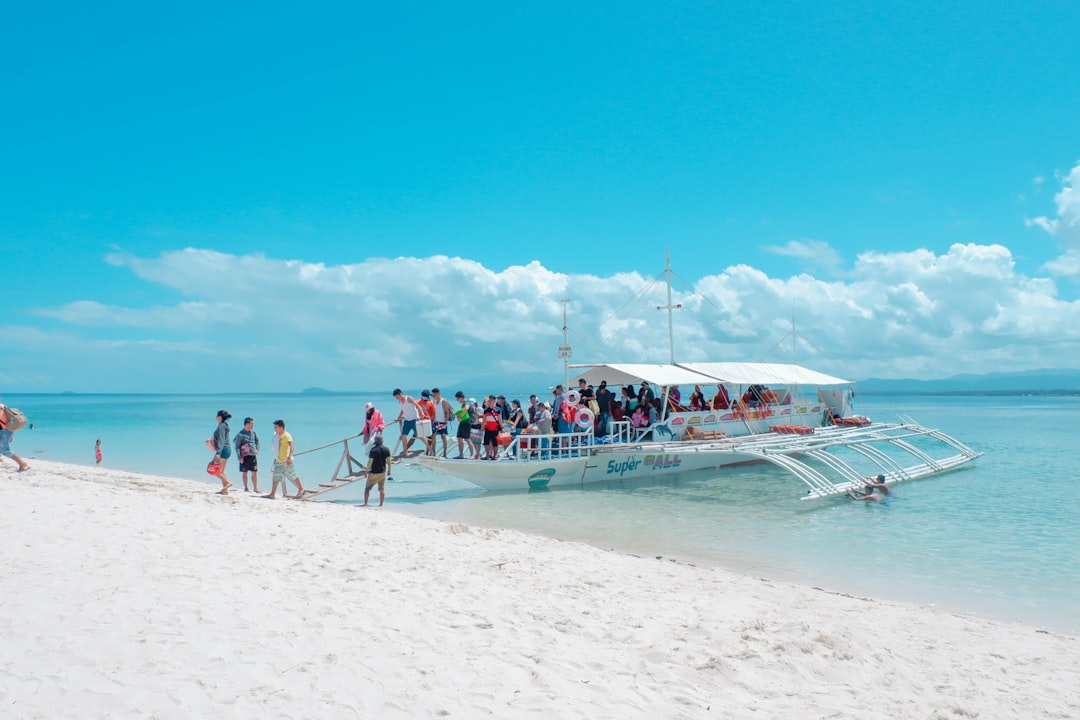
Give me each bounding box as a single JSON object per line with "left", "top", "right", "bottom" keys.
{"left": 848, "top": 485, "right": 882, "bottom": 502}
{"left": 863, "top": 474, "right": 891, "bottom": 495}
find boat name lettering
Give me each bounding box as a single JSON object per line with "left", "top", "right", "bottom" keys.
{"left": 607, "top": 458, "right": 643, "bottom": 476}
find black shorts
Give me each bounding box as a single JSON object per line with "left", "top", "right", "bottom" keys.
{"left": 239, "top": 455, "right": 257, "bottom": 472}
{"left": 483, "top": 428, "right": 499, "bottom": 445}
{"left": 456, "top": 422, "right": 471, "bottom": 439}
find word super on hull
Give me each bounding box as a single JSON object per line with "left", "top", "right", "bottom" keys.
{"left": 417, "top": 443, "right": 757, "bottom": 493}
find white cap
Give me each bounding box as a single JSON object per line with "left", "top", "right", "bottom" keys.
{"left": 364, "top": 402, "right": 373, "bottom": 409}
{"left": 469, "top": 398, "right": 477, "bottom": 404}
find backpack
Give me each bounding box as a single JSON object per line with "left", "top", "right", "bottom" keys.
{"left": 1, "top": 406, "right": 28, "bottom": 432}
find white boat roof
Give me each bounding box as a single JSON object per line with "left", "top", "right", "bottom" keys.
{"left": 679, "top": 362, "right": 851, "bottom": 386}
{"left": 568, "top": 362, "right": 851, "bottom": 388}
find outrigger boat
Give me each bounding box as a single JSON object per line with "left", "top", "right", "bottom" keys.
{"left": 412, "top": 257, "right": 980, "bottom": 499}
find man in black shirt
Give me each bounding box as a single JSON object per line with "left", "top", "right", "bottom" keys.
{"left": 363, "top": 436, "right": 392, "bottom": 507}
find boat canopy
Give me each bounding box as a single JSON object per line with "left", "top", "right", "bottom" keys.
{"left": 568, "top": 362, "right": 851, "bottom": 388}
{"left": 678, "top": 362, "right": 851, "bottom": 386}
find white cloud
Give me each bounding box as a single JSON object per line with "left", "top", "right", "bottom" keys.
{"left": 6, "top": 243, "right": 1080, "bottom": 392}
{"left": 1028, "top": 162, "right": 1080, "bottom": 278}
{"left": 762, "top": 239, "right": 845, "bottom": 275}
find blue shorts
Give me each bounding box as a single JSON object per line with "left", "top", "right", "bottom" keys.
{"left": 402, "top": 419, "right": 417, "bottom": 436}
{"left": 0, "top": 429, "right": 12, "bottom": 458}
{"left": 219, "top": 445, "right": 232, "bottom": 460}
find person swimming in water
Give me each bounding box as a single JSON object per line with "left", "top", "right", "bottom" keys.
{"left": 848, "top": 485, "right": 882, "bottom": 502}
{"left": 862, "top": 474, "right": 891, "bottom": 495}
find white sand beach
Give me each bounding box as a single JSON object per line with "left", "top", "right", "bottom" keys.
{"left": 2, "top": 461, "right": 1077, "bottom": 719}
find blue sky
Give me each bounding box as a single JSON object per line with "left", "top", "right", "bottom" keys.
{"left": 3, "top": 2, "right": 1079, "bottom": 393}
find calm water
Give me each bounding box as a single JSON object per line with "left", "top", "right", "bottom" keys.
{"left": 6, "top": 391, "right": 1078, "bottom": 634}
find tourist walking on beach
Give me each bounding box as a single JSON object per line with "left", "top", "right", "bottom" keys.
{"left": 392, "top": 389, "right": 423, "bottom": 456}
{"left": 210, "top": 410, "right": 233, "bottom": 494}
{"left": 264, "top": 419, "right": 304, "bottom": 499}
{"left": 362, "top": 402, "right": 385, "bottom": 445}
{"left": 233, "top": 417, "right": 261, "bottom": 493}
{"left": 362, "top": 436, "right": 392, "bottom": 507}
{"left": 0, "top": 403, "right": 30, "bottom": 472}
{"left": 95, "top": 438, "right": 102, "bottom": 465}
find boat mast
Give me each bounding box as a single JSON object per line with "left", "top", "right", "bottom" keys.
{"left": 656, "top": 249, "right": 681, "bottom": 364}
{"left": 558, "top": 296, "right": 572, "bottom": 388}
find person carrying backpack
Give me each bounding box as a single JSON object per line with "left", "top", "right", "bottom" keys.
{"left": 0, "top": 403, "right": 30, "bottom": 472}
{"left": 233, "top": 417, "right": 261, "bottom": 493}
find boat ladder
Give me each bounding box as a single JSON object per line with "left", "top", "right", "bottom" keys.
{"left": 293, "top": 434, "right": 371, "bottom": 500}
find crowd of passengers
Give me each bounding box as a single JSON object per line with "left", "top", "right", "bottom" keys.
{"left": 380, "top": 379, "right": 782, "bottom": 460}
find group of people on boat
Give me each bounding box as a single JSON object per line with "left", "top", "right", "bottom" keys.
{"left": 362, "top": 377, "right": 790, "bottom": 461}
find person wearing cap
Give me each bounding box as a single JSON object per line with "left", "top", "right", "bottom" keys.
{"left": 495, "top": 395, "right": 510, "bottom": 421}
{"left": 452, "top": 391, "right": 477, "bottom": 459}
{"left": 481, "top": 395, "right": 502, "bottom": 460}
{"left": 362, "top": 402, "right": 386, "bottom": 445}
{"left": 362, "top": 436, "right": 392, "bottom": 507}
{"left": 429, "top": 388, "right": 454, "bottom": 458}
{"left": 232, "top": 417, "right": 261, "bottom": 493}
{"left": 527, "top": 394, "right": 540, "bottom": 425}
{"left": 417, "top": 390, "right": 436, "bottom": 455}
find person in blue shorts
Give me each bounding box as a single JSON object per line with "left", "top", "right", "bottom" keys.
{"left": 0, "top": 419, "right": 29, "bottom": 471}
{"left": 392, "top": 388, "right": 423, "bottom": 456}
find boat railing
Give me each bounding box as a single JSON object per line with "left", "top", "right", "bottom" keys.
{"left": 513, "top": 428, "right": 596, "bottom": 461}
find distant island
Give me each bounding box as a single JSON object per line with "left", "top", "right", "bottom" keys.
{"left": 857, "top": 368, "right": 1080, "bottom": 396}
{"left": 299, "top": 387, "right": 371, "bottom": 396}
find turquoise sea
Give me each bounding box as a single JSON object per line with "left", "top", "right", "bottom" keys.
{"left": 5, "top": 391, "right": 1078, "bottom": 635}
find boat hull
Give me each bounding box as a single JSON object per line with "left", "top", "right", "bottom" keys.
{"left": 413, "top": 421, "right": 981, "bottom": 498}
{"left": 416, "top": 443, "right": 755, "bottom": 493}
